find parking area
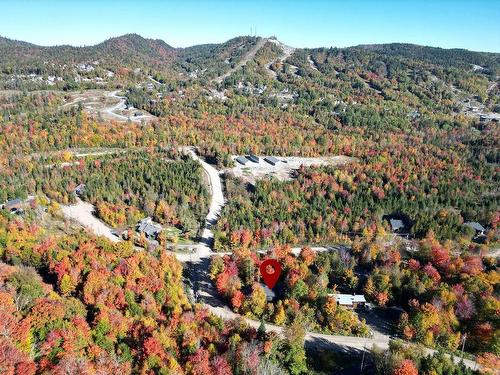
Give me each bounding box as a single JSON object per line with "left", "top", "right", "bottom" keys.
{"left": 226, "top": 154, "right": 354, "bottom": 185}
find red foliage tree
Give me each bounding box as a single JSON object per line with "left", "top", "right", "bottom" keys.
{"left": 188, "top": 348, "right": 214, "bottom": 375}
{"left": 392, "top": 359, "right": 418, "bottom": 375}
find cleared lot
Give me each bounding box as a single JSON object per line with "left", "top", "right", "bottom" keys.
{"left": 61, "top": 198, "right": 119, "bottom": 242}
{"left": 60, "top": 90, "right": 156, "bottom": 123}
{"left": 226, "top": 155, "right": 354, "bottom": 185}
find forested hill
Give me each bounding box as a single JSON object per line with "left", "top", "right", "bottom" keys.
{"left": 354, "top": 43, "right": 500, "bottom": 72}
{"left": 0, "top": 33, "right": 176, "bottom": 69}
{"left": 1, "top": 33, "right": 499, "bottom": 75}
{"left": 0, "top": 34, "right": 263, "bottom": 75}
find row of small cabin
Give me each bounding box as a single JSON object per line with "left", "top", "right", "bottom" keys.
{"left": 236, "top": 155, "right": 279, "bottom": 166}
{"left": 390, "top": 218, "right": 486, "bottom": 237}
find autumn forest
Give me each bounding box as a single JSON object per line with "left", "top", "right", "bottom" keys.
{"left": 0, "top": 31, "right": 498, "bottom": 375}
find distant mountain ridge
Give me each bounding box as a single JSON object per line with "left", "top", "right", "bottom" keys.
{"left": 0, "top": 33, "right": 177, "bottom": 68}
{"left": 354, "top": 42, "right": 500, "bottom": 70}
{"left": 0, "top": 33, "right": 499, "bottom": 82}
{"left": 1, "top": 33, "right": 499, "bottom": 65}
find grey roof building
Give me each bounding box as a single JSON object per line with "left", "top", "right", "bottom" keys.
{"left": 247, "top": 154, "right": 259, "bottom": 163}
{"left": 261, "top": 284, "right": 276, "bottom": 302}
{"left": 464, "top": 221, "right": 486, "bottom": 235}
{"left": 264, "top": 156, "right": 279, "bottom": 166}
{"left": 236, "top": 156, "right": 249, "bottom": 165}
{"left": 390, "top": 219, "right": 406, "bottom": 232}
{"left": 329, "top": 293, "right": 366, "bottom": 309}
{"left": 137, "top": 217, "right": 163, "bottom": 239}
{"left": 74, "top": 184, "right": 86, "bottom": 195}
{"left": 5, "top": 198, "right": 23, "bottom": 211}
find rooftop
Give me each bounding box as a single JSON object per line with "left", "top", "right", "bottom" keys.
{"left": 390, "top": 219, "right": 405, "bottom": 231}
{"left": 329, "top": 293, "right": 366, "bottom": 306}
{"left": 264, "top": 156, "right": 279, "bottom": 164}
{"left": 236, "top": 156, "right": 248, "bottom": 165}
{"left": 464, "top": 221, "right": 486, "bottom": 232}
{"left": 261, "top": 283, "right": 276, "bottom": 300}
{"left": 5, "top": 198, "right": 22, "bottom": 207}
{"left": 137, "top": 217, "right": 163, "bottom": 236}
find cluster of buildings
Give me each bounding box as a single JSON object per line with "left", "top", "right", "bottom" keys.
{"left": 463, "top": 101, "right": 500, "bottom": 123}
{"left": 387, "top": 216, "right": 487, "bottom": 240}
{"left": 112, "top": 217, "right": 164, "bottom": 244}
{"left": 0, "top": 196, "right": 39, "bottom": 215}
{"left": 236, "top": 154, "right": 280, "bottom": 166}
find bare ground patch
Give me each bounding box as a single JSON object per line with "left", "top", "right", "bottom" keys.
{"left": 225, "top": 155, "right": 355, "bottom": 185}
{"left": 60, "top": 90, "right": 157, "bottom": 123}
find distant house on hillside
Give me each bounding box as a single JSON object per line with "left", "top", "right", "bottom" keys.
{"left": 464, "top": 221, "right": 486, "bottom": 236}
{"left": 137, "top": 217, "right": 163, "bottom": 240}
{"left": 261, "top": 284, "right": 276, "bottom": 302}
{"left": 236, "top": 156, "right": 248, "bottom": 165}
{"left": 390, "top": 219, "right": 407, "bottom": 233}
{"left": 264, "top": 156, "right": 279, "bottom": 166}
{"left": 4, "top": 198, "right": 23, "bottom": 213}
{"left": 74, "top": 184, "right": 86, "bottom": 196}
{"left": 329, "top": 293, "right": 366, "bottom": 309}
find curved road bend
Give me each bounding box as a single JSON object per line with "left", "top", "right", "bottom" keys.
{"left": 103, "top": 90, "right": 154, "bottom": 123}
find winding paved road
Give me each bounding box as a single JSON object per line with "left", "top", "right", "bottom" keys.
{"left": 104, "top": 90, "right": 154, "bottom": 123}
{"left": 181, "top": 149, "right": 479, "bottom": 371}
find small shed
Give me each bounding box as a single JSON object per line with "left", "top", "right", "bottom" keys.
{"left": 247, "top": 154, "right": 259, "bottom": 163}
{"left": 464, "top": 222, "right": 486, "bottom": 236}
{"left": 264, "top": 156, "right": 279, "bottom": 166}
{"left": 236, "top": 156, "right": 248, "bottom": 165}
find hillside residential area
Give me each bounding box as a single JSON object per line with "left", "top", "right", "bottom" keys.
{"left": 0, "top": 1, "right": 499, "bottom": 374}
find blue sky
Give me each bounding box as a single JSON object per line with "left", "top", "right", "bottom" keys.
{"left": 1, "top": 0, "right": 499, "bottom": 52}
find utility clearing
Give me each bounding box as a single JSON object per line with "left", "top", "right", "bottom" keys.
{"left": 214, "top": 38, "right": 268, "bottom": 83}
{"left": 265, "top": 39, "right": 297, "bottom": 79}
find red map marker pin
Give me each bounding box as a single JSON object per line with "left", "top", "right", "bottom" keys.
{"left": 260, "top": 259, "right": 281, "bottom": 289}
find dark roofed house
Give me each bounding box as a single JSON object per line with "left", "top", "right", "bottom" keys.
{"left": 264, "top": 156, "right": 279, "bottom": 166}
{"left": 464, "top": 222, "right": 486, "bottom": 236}
{"left": 74, "top": 184, "right": 86, "bottom": 195}
{"left": 390, "top": 219, "right": 406, "bottom": 233}
{"left": 137, "top": 217, "right": 163, "bottom": 240}
{"left": 236, "top": 156, "right": 249, "bottom": 165}
{"left": 247, "top": 154, "right": 259, "bottom": 163}
{"left": 261, "top": 284, "right": 276, "bottom": 302}
{"left": 5, "top": 198, "right": 23, "bottom": 212}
